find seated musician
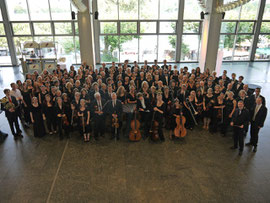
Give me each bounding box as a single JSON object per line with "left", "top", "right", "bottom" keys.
{"left": 104, "top": 92, "right": 123, "bottom": 140}
{"left": 137, "top": 92, "right": 152, "bottom": 139}
{"left": 170, "top": 98, "right": 184, "bottom": 140}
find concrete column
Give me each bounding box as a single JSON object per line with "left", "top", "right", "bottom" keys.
{"left": 199, "top": 0, "right": 223, "bottom": 73}
{"left": 77, "top": 0, "right": 95, "bottom": 66}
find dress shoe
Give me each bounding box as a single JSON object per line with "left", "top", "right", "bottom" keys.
{"left": 245, "top": 142, "right": 252, "bottom": 146}
{"left": 230, "top": 146, "right": 237, "bottom": 150}
{"left": 253, "top": 147, "right": 257, "bottom": 152}
{"left": 239, "top": 151, "right": 243, "bottom": 156}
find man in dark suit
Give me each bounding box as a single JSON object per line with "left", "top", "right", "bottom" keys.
{"left": 91, "top": 92, "right": 107, "bottom": 140}
{"left": 246, "top": 97, "right": 267, "bottom": 152}
{"left": 1, "top": 89, "right": 23, "bottom": 139}
{"left": 105, "top": 92, "right": 123, "bottom": 140}
{"left": 137, "top": 93, "right": 153, "bottom": 139}
{"left": 230, "top": 100, "right": 250, "bottom": 156}
{"left": 233, "top": 75, "right": 244, "bottom": 96}
{"left": 248, "top": 87, "right": 266, "bottom": 107}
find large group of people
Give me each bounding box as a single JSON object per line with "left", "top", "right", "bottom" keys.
{"left": 0, "top": 59, "right": 268, "bottom": 155}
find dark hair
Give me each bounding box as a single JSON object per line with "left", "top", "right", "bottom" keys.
{"left": 3, "top": 89, "right": 9, "bottom": 94}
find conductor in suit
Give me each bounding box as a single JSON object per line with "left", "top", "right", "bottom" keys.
{"left": 246, "top": 97, "right": 267, "bottom": 152}
{"left": 105, "top": 92, "right": 123, "bottom": 140}
{"left": 230, "top": 100, "right": 250, "bottom": 156}
{"left": 91, "top": 92, "right": 107, "bottom": 140}
{"left": 1, "top": 89, "right": 23, "bottom": 139}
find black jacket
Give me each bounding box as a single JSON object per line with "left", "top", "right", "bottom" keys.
{"left": 1, "top": 96, "right": 19, "bottom": 118}
{"left": 232, "top": 108, "right": 250, "bottom": 130}
{"left": 250, "top": 105, "right": 267, "bottom": 128}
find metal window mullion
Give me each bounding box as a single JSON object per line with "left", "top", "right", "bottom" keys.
{"left": 250, "top": 0, "right": 266, "bottom": 61}
{"left": 176, "top": 0, "right": 184, "bottom": 62}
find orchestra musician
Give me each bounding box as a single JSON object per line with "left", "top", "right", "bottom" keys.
{"left": 153, "top": 92, "right": 165, "bottom": 141}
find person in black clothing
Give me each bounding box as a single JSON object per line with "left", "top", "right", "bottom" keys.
{"left": 43, "top": 94, "right": 57, "bottom": 134}
{"left": 55, "top": 97, "right": 68, "bottom": 140}
{"left": 1, "top": 89, "right": 22, "bottom": 139}
{"left": 153, "top": 92, "right": 165, "bottom": 141}
{"left": 246, "top": 97, "right": 267, "bottom": 152}
{"left": 230, "top": 100, "right": 250, "bottom": 156}
{"left": 78, "top": 99, "right": 91, "bottom": 142}
{"left": 30, "top": 97, "right": 46, "bottom": 138}
{"left": 137, "top": 92, "right": 152, "bottom": 139}
{"left": 21, "top": 82, "right": 32, "bottom": 125}
{"left": 105, "top": 92, "right": 123, "bottom": 140}
{"left": 91, "top": 92, "right": 107, "bottom": 140}
{"left": 125, "top": 85, "right": 137, "bottom": 137}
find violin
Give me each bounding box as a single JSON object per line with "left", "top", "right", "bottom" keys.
{"left": 149, "top": 111, "right": 159, "bottom": 141}
{"left": 62, "top": 114, "right": 70, "bottom": 126}
{"left": 174, "top": 108, "right": 187, "bottom": 138}
{"left": 129, "top": 109, "right": 141, "bottom": 141}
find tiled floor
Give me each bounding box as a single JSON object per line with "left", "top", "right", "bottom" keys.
{"left": 0, "top": 62, "right": 270, "bottom": 202}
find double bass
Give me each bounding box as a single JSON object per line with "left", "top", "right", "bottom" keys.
{"left": 129, "top": 109, "right": 141, "bottom": 141}
{"left": 174, "top": 108, "right": 187, "bottom": 138}
{"left": 112, "top": 113, "right": 119, "bottom": 141}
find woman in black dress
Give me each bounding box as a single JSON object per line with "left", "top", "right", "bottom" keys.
{"left": 170, "top": 99, "right": 183, "bottom": 139}
{"left": 55, "top": 97, "right": 66, "bottom": 140}
{"left": 211, "top": 94, "right": 225, "bottom": 133}
{"left": 78, "top": 99, "right": 91, "bottom": 142}
{"left": 21, "top": 82, "right": 32, "bottom": 125}
{"left": 43, "top": 94, "right": 57, "bottom": 134}
{"left": 125, "top": 85, "right": 137, "bottom": 137}
{"left": 30, "top": 97, "right": 46, "bottom": 138}
{"left": 153, "top": 93, "right": 165, "bottom": 141}
{"left": 203, "top": 88, "right": 214, "bottom": 130}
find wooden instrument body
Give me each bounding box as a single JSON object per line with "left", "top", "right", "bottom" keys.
{"left": 174, "top": 115, "right": 187, "bottom": 138}
{"left": 129, "top": 119, "right": 141, "bottom": 141}
{"left": 62, "top": 114, "right": 69, "bottom": 126}
{"left": 150, "top": 120, "right": 159, "bottom": 141}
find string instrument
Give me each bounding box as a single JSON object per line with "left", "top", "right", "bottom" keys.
{"left": 62, "top": 114, "right": 69, "bottom": 126}
{"left": 174, "top": 108, "right": 187, "bottom": 138}
{"left": 149, "top": 111, "right": 159, "bottom": 141}
{"left": 129, "top": 109, "right": 141, "bottom": 141}
{"left": 112, "top": 114, "right": 119, "bottom": 140}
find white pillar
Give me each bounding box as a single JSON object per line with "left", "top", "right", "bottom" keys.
{"left": 77, "top": 0, "right": 95, "bottom": 66}
{"left": 199, "top": 0, "right": 223, "bottom": 73}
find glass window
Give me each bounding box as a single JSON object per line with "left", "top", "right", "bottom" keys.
{"left": 100, "top": 22, "right": 117, "bottom": 34}
{"left": 119, "top": 0, "right": 138, "bottom": 20}
{"left": 120, "top": 22, "right": 137, "bottom": 34}
{"left": 158, "top": 35, "right": 176, "bottom": 62}
{"left": 6, "top": 0, "right": 29, "bottom": 21}
{"left": 160, "top": 0, "right": 178, "bottom": 20}
{"left": 240, "top": 0, "right": 259, "bottom": 20}
{"left": 159, "top": 22, "right": 176, "bottom": 33}
{"left": 139, "top": 0, "right": 158, "bottom": 20}
{"left": 98, "top": 0, "right": 118, "bottom": 20}
{"left": 28, "top": 0, "right": 50, "bottom": 20}
{"left": 0, "top": 24, "right": 5, "bottom": 35}
{"left": 183, "top": 0, "right": 201, "bottom": 20}
{"left": 183, "top": 22, "right": 200, "bottom": 33}
{"left": 54, "top": 22, "right": 72, "bottom": 35}
{"left": 34, "top": 36, "right": 54, "bottom": 43}
{"left": 224, "top": 7, "right": 241, "bottom": 20}
{"left": 263, "top": 0, "right": 270, "bottom": 20}
{"left": 13, "top": 36, "right": 33, "bottom": 58}
{"left": 33, "top": 23, "right": 51, "bottom": 35}
{"left": 75, "top": 36, "right": 80, "bottom": 64}
{"left": 255, "top": 35, "right": 270, "bottom": 60}
{"left": 0, "top": 5, "right": 2, "bottom": 21}
{"left": 221, "top": 22, "right": 236, "bottom": 33}
{"left": 139, "top": 35, "right": 157, "bottom": 62}
{"left": 12, "top": 23, "right": 31, "bottom": 35}
{"left": 55, "top": 36, "right": 76, "bottom": 67}
{"left": 49, "top": 0, "right": 71, "bottom": 20}
{"left": 100, "top": 35, "right": 119, "bottom": 62}
{"left": 234, "top": 35, "right": 252, "bottom": 60}
{"left": 0, "top": 37, "right": 11, "bottom": 65}
{"left": 238, "top": 22, "right": 254, "bottom": 33}
{"left": 75, "top": 22, "right": 79, "bottom": 35}
{"left": 260, "top": 22, "right": 270, "bottom": 33}
{"left": 119, "top": 36, "right": 138, "bottom": 62}
{"left": 181, "top": 35, "right": 200, "bottom": 61}
{"left": 219, "top": 35, "right": 235, "bottom": 60}
{"left": 140, "top": 22, "right": 156, "bottom": 33}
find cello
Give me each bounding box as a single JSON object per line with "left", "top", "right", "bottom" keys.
{"left": 174, "top": 108, "right": 187, "bottom": 138}
{"left": 129, "top": 109, "right": 141, "bottom": 141}
{"left": 149, "top": 111, "right": 159, "bottom": 141}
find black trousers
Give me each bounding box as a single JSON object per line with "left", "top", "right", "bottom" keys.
{"left": 46, "top": 115, "right": 57, "bottom": 132}
{"left": 233, "top": 127, "right": 245, "bottom": 151}
{"left": 250, "top": 121, "right": 260, "bottom": 147}
{"left": 93, "top": 116, "right": 105, "bottom": 138}
{"left": 7, "top": 115, "right": 21, "bottom": 136}
{"left": 139, "top": 111, "right": 151, "bottom": 137}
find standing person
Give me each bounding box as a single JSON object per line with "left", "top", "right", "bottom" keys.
{"left": 43, "top": 94, "right": 57, "bottom": 135}
{"left": 230, "top": 100, "right": 250, "bottom": 156}
{"left": 30, "top": 97, "right": 46, "bottom": 138}
{"left": 55, "top": 97, "right": 66, "bottom": 140}
{"left": 78, "top": 99, "right": 91, "bottom": 142}
{"left": 246, "top": 97, "right": 267, "bottom": 152}
{"left": 91, "top": 92, "right": 106, "bottom": 140}
{"left": 153, "top": 92, "right": 166, "bottom": 141}
{"left": 203, "top": 88, "right": 214, "bottom": 130}
{"left": 0, "top": 89, "right": 23, "bottom": 139}
{"left": 105, "top": 92, "right": 123, "bottom": 140}
{"left": 125, "top": 85, "right": 137, "bottom": 137}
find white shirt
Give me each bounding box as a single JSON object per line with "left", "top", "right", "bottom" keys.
{"left": 253, "top": 104, "right": 262, "bottom": 121}
{"left": 10, "top": 89, "right": 23, "bottom": 100}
